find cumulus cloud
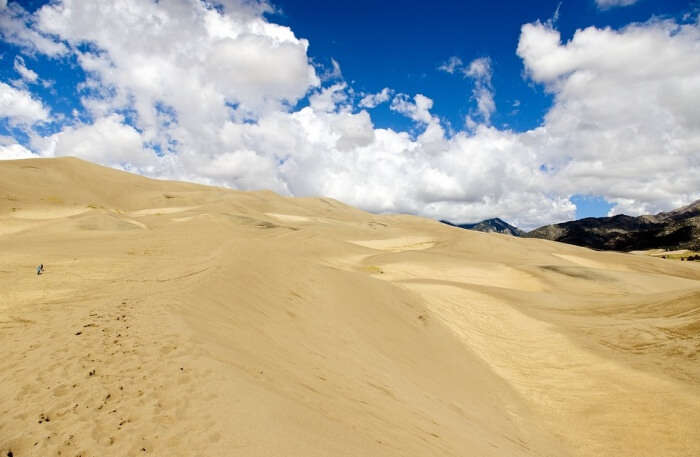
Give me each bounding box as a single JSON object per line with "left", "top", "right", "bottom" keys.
{"left": 38, "top": 114, "right": 159, "bottom": 171}
{"left": 0, "top": 142, "right": 35, "bottom": 160}
{"left": 438, "top": 56, "right": 463, "bottom": 74}
{"left": 0, "top": 0, "right": 698, "bottom": 229}
{"left": 390, "top": 93, "right": 437, "bottom": 125}
{"left": 0, "top": 81, "right": 48, "bottom": 125}
{"left": 29, "top": 0, "right": 319, "bottom": 155}
{"left": 595, "top": 0, "right": 639, "bottom": 10}
{"left": 464, "top": 57, "right": 495, "bottom": 124}
{"left": 0, "top": 3, "right": 68, "bottom": 56}
{"left": 518, "top": 19, "right": 700, "bottom": 216}
{"left": 320, "top": 58, "right": 343, "bottom": 81}
{"left": 13, "top": 56, "right": 38, "bottom": 83}
{"left": 308, "top": 83, "right": 348, "bottom": 113}
{"left": 465, "top": 57, "right": 491, "bottom": 80}
{"left": 358, "top": 87, "right": 392, "bottom": 108}
{"left": 438, "top": 56, "right": 496, "bottom": 125}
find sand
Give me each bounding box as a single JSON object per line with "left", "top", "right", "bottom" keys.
{"left": 1, "top": 157, "right": 699, "bottom": 457}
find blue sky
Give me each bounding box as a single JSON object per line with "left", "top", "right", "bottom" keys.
{"left": 1, "top": 0, "right": 699, "bottom": 228}
{"left": 273, "top": 0, "right": 693, "bottom": 131}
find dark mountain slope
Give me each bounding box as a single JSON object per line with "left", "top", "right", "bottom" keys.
{"left": 526, "top": 200, "right": 700, "bottom": 251}
{"left": 441, "top": 218, "right": 525, "bottom": 236}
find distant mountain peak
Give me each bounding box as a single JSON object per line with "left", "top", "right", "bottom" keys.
{"left": 441, "top": 218, "right": 524, "bottom": 236}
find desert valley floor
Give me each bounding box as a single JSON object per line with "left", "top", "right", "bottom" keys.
{"left": 1, "top": 158, "right": 699, "bottom": 457}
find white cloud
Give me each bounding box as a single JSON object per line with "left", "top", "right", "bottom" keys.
{"left": 0, "top": 1, "right": 699, "bottom": 230}
{"left": 0, "top": 142, "right": 35, "bottom": 160}
{"left": 518, "top": 19, "right": 700, "bottom": 216}
{"left": 472, "top": 87, "right": 495, "bottom": 124}
{"left": 464, "top": 57, "right": 495, "bottom": 124}
{"left": 358, "top": 87, "right": 392, "bottom": 108}
{"left": 438, "top": 56, "right": 463, "bottom": 74}
{"left": 13, "top": 56, "right": 38, "bottom": 83}
{"left": 320, "top": 58, "right": 343, "bottom": 81}
{"left": 327, "top": 110, "right": 376, "bottom": 151}
{"left": 595, "top": 0, "right": 639, "bottom": 10}
{"left": 0, "top": 81, "right": 48, "bottom": 125}
{"left": 37, "top": 114, "right": 165, "bottom": 172}
{"left": 552, "top": 2, "right": 562, "bottom": 24}
{"left": 0, "top": 3, "right": 68, "bottom": 56}
{"left": 30, "top": 0, "right": 319, "bottom": 155}
{"left": 308, "top": 83, "right": 348, "bottom": 113}
{"left": 465, "top": 57, "right": 492, "bottom": 80}
{"left": 390, "top": 93, "right": 437, "bottom": 124}
{"left": 438, "top": 56, "right": 497, "bottom": 125}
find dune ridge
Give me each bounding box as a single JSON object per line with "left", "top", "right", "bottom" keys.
{"left": 1, "top": 157, "right": 699, "bottom": 456}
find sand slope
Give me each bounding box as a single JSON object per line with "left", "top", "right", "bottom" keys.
{"left": 1, "top": 157, "right": 699, "bottom": 457}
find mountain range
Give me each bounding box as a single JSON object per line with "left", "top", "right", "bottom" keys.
{"left": 439, "top": 218, "right": 525, "bottom": 236}
{"left": 442, "top": 200, "right": 700, "bottom": 252}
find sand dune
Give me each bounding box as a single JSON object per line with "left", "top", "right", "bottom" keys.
{"left": 349, "top": 236, "right": 437, "bottom": 251}
{"left": 128, "top": 206, "right": 200, "bottom": 217}
{"left": 11, "top": 207, "right": 91, "bottom": 220}
{"left": 1, "top": 157, "right": 699, "bottom": 457}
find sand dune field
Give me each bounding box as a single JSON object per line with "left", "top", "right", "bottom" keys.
{"left": 1, "top": 157, "right": 699, "bottom": 456}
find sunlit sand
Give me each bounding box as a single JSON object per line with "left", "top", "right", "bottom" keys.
{"left": 1, "top": 157, "right": 699, "bottom": 457}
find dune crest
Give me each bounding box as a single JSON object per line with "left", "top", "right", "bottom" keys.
{"left": 1, "top": 157, "right": 699, "bottom": 457}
